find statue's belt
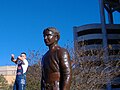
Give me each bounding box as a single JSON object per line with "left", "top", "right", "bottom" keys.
{"left": 44, "top": 81, "right": 59, "bottom": 88}
{"left": 44, "top": 72, "right": 60, "bottom": 88}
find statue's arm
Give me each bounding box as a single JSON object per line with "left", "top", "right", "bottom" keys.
{"left": 57, "top": 48, "right": 72, "bottom": 90}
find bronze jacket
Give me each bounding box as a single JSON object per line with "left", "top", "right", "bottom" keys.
{"left": 41, "top": 46, "right": 72, "bottom": 90}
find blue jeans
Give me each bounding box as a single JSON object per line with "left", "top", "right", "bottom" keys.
{"left": 13, "top": 75, "right": 26, "bottom": 90}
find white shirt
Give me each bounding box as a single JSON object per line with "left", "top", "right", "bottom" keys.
{"left": 18, "top": 59, "right": 28, "bottom": 74}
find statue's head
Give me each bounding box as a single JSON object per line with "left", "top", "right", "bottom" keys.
{"left": 43, "top": 27, "right": 60, "bottom": 46}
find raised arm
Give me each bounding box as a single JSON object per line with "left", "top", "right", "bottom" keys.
{"left": 11, "top": 54, "right": 18, "bottom": 64}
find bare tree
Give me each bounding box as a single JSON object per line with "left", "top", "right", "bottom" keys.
{"left": 70, "top": 42, "right": 120, "bottom": 90}
{"left": 26, "top": 50, "right": 42, "bottom": 90}
{"left": 25, "top": 42, "right": 120, "bottom": 90}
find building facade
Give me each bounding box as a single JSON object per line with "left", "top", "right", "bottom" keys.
{"left": 0, "top": 66, "right": 17, "bottom": 85}
{"left": 73, "top": 23, "right": 120, "bottom": 90}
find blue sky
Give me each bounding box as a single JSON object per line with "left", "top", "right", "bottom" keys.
{"left": 0, "top": 0, "right": 120, "bottom": 66}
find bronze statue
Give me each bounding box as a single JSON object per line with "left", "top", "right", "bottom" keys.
{"left": 41, "top": 27, "right": 72, "bottom": 90}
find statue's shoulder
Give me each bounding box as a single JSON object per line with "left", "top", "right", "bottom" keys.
{"left": 56, "top": 46, "right": 69, "bottom": 54}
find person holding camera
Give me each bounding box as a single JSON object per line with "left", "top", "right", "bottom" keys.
{"left": 11, "top": 52, "right": 28, "bottom": 90}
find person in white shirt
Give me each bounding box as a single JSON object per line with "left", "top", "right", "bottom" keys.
{"left": 11, "top": 52, "right": 28, "bottom": 90}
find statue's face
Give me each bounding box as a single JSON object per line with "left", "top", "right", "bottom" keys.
{"left": 43, "top": 30, "right": 57, "bottom": 46}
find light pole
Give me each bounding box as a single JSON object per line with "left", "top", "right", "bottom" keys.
{"left": 99, "top": 0, "right": 111, "bottom": 90}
